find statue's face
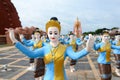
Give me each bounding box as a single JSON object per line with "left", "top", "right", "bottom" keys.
{"left": 69, "top": 35, "right": 74, "bottom": 39}
{"left": 115, "top": 35, "right": 120, "bottom": 40}
{"left": 34, "top": 32, "right": 40, "bottom": 39}
{"left": 102, "top": 34, "right": 110, "bottom": 42}
{"left": 62, "top": 35, "right": 64, "bottom": 39}
{"left": 48, "top": 27, "right": 59, "bottom": 42}
{"left": 31, "top": 35, "right": 35, "bottom": 39}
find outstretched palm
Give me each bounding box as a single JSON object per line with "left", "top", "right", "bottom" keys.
{"left": 5, "top": 28, "right": 18, "bottom": 44}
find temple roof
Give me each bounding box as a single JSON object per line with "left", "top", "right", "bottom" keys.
{"left": 74, "top": 17, "right": 81, "bottom": 27}
{"left": 0, "top": 0, "right": 22, "bottom": 35}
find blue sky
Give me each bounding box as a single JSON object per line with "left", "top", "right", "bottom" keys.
{"left": 11, "top": 0, "right": 120, "bottom": 34}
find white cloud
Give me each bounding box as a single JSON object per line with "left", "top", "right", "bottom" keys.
{"left": 11, "top": 0, "right": 120, "bottom": 34}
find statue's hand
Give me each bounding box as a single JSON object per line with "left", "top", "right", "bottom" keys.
{"left": 86, "top": 34, "right": 95, "bottom": 52}
{"left": 5, "top": 28, "right": 18, "bottom": 44}
{"left": 19, "top": 34, "right": 24, "bottom": 41}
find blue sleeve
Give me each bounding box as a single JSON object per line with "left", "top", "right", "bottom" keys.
{"left": 42, "top": 42, "right": 48, "bottom": 46}
{"left": 46, "top": 39, "right": 50, "bottom": 43}
{"left": 111, "top": 45, "right": 120, "bottom": 50}
{"left": 76, "top": 39, "right": 83, "bottom": 46}
{"left": 59, "top": 38, "right": 62, "bottom": 42}
{"left": 65, "top": 39, "right": 70, "bottom": 44}
{"left": 84, "top": 36, "right": 89, "bottom": 41}
{"left": 22, "top": 38, "right": 34, "bottom": 46}
{"left": 15, "top": 42, "right": 44, "bottom": 58}
{"left": 112, "top": 41, "right": 116, "bottom": 45}
{"left": 94, "top": 42, "right": 101, "bottom": 50}
{"left": 65, "top": 46, "right": 89, "bottom": 60}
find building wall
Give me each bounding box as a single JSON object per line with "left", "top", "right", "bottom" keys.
{"left": 0, "top": 0, "right": 22, "bottom": 44}
{"left": 0, "top": 0, "right": 22, "bottom": 35}
{"left": 0, "top": 35, "right": 6, "bottom": 44}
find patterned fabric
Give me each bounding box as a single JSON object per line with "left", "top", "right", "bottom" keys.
{"left": 34, "top": 58, "right": 45, "bottom": 77}
{"left": 116, "top": 41, "right": 120, "bottom": 46}
{"left": 98, "top": 42, "right": 111, "bottom": 62}
{"left": 33, "top": 40, "right": 42, "bottom": 49}
{"left": 69, "top": 39, "right": 76, "bottom": 52}
{"left": 98, "top": 63, "right": 111, "bottom": 79}
{"left": 15, "top": 42, "right": 89, "bottom": 80}
{"left": 44, "top": 44, "right": 66, "bottom": 80}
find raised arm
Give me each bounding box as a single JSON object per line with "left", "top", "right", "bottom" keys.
{"left": 76, "top": 38, "right": 83, "bottom": 46}
{"left": 94, "top": 42, "right": 101, "bottom": 50}
{"left": 42, "top": 42, "right": 48, "bottom": 46}
{"left": 6, "top": 28, "right": 44, "bottom": 58}
{"left": 65, "top": 34, "right": 94, "bottom": 60}
{"left": 22, "top": 38, "right": 34, "bottom": 46}
{"left": 19, "top": 34, "right": 34, "bottom": 46}
{"left": 111, "top": 45, "right": 120, "bottom": 50}
{"left": 65, "top": 46, "right": 89, "bottom": 60}
{"left": 15, "top": 42, "right": 44, "bottom": 58}
{"left": 64, "top": 38, "right": 70, "bottom": 44}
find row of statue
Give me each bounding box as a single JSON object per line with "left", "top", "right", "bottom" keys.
{"left": 5, "top": 17, "right": 120, "bottom": 80}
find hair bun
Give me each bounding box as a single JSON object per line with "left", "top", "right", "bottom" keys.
{"left": 50, "top": 17, "right": 60, "bottom": 24}
{"left": 50, "top": 17, "right": 58, "bottom": 21}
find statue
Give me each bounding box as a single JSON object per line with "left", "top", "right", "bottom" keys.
{"left": 73, "top": 17, "right": 82, "bottom": 38}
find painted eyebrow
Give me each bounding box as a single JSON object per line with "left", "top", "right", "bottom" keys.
{"left": 54, "top": 31, "right": 58, "bottom": 33}
{"left": 49, "top": 31, "right": 52, "bottom": 32}
{"left": 104, "top": 36, "right": 109, "bottom": 37}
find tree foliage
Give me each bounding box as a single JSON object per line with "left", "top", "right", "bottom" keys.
{"left": 83, "top": 27, "right": 119, "bottom": 35}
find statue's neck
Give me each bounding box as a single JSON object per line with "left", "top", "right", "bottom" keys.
{"left": 50, "top": 41, "right": 59, "bottom": 48}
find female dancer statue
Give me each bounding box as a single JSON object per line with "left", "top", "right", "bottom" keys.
{"left": 6, "top": 17, "right": 94, "bottom": 80}
{"left": 94, "top": 31, "right": 120, "bottom": 80}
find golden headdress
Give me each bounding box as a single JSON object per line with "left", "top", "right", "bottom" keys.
{"left": 46, "top": 17, "right": 61, "bottom": 33}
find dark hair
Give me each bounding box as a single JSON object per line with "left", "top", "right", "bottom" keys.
{"left": 50, "top": 17, "right": 60, "bottom": 24}
{"left": 102, "top": 30, "right": 109, "bottom": 35}
{"left": 32, "top": 28, "right": 40, "bottom": 34}
{"left": 69, "top": 31, "right": 74, "bottom": 35}
{"left": 32, "top": 31, "right": 35, "bottom": 34}
{"left": 50, "top": 17, "right": 58, "bottom": 21}
{"left": 33, "top": 31, "right": 40, "bottom": 34}
{"left": 115, "top": 31, "right": 120, "bottom": 35}
{"left": 35, "top": 28, "right": 39, "bottom": 31}
{"left": 33, "top": 30, "right": 43, "bottom": 38}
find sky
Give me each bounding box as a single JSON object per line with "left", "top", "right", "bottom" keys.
{"left": 11, "top": 0, "right": 120, "bottom": 34}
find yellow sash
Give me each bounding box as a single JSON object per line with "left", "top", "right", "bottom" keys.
{"left": 116, "top": 41, "right": 120, "bottom": 46}
{"left": 44, "top": 39, "right": 46, "bottom": 42}
{"left": 98, "top": 42, "right": 111, "bottom": 62}
{"left": 69, "top": 39, "right": 76, "bottom": 51}
{"left": 33, "top": 40, "right": 42, "bottom": 49}
{"left": 44, "top": 44, "right": 66, "bottom": 80}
